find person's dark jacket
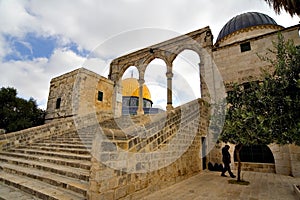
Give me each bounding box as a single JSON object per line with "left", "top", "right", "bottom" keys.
{"left": 222, "top": 146, "right": 231, "bottom": 164}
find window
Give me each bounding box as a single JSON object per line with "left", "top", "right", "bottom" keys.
{"left": 55, "top": 98, "right": 61, "bottom": 109}
{"left": 240, "top": 42, "right": 251, "bottom": 52}
{"left": 97, "top": 91, "right": 103, "bottom": 101}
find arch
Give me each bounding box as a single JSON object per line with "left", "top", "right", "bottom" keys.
{"left": 234, "top": 145, "right": 275, "bottom": 163}
{"left": 108, "top": 26, "right": 214, "bottom": 116}
{"left": 122, "top": 66, "right": 139, "bottom": 80}
{"left": 121, "top": 66, "right": 154, "bottom": 115}
{"left": 118, "top": 63, "right": 140, "bottom": 81}
{"left": 142, "top": 53, "right": 170, "bottom": 68}
{"left": 144, "top": 58, "right": 167, "bottom": 110}
{"left": 169, "top": 44, "right": 202, "bottom": 64}
{"left": 172, "top": 49, "right": 201, "bottom": 107}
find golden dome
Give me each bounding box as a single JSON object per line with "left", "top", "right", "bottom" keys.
{"left": 122, "top": 78, "right": 151, "bottom": 100}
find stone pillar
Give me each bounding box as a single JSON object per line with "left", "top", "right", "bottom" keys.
{"left": 137, "top": 78, "right": 145, "bottom": 115}
{"left": 166, "top": 66, "right": 173, "bottom": 111}
{"left": 111, "top": 72, "right": 122, "bottom": 117}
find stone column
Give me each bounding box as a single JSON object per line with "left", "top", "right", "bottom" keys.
{"left": 166, "top": 66, "right": 173, "bottom": 111}
{"left": 137, "top": 78, "right": 145, "bottom": 115}
{"left": 111, "top": 72, "right": 122, "bottom": 117}
{"left": 199, "top": 62, "right": 207, "bottom": 100}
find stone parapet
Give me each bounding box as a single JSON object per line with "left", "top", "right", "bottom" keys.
{"left": 88, "top": 98, "right": 210, "bottom": 200}
{"left": 0, "top": 118, "right": 75, "bottom": 151}
{"left": 233, "top": 162, "right": 275, "bottom": 173}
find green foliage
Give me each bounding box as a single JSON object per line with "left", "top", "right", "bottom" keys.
{"left": 220, "top": 34, "right": 300, "bottom": 146}
{"left": 0, "top": 87, "right": 45, "bottom": 133}
{"left": 264, "top": 0, "right": 300, "bottom": 16}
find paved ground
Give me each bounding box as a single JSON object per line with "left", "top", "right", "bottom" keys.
{"left": 143, "top": 170, "right": 300, "bottom": 200}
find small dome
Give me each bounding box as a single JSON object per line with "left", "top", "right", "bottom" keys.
{"left": 216, "top": 12, "right": 280, "bottom": 43}
{"left": 122, "top": 78, "right": 151, "bottom": 100}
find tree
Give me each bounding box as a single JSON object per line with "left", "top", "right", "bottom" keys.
{"left": 219, "top": 34, "right": 300, "bottom": 182}
{"left": 264, "top": 0, "right": 300, "bottom": 16}
{"left": 0, "top": 87, "right": 45, "bottom": 133}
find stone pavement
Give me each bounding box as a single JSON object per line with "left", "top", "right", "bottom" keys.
{"left": 142, "top": 170, "right": 300, "bottom": 200}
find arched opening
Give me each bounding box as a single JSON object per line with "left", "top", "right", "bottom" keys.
{"left": 172, "top": 50, "right": 201, "bottom": 107}
{"left": 145, "top": 58, "right": 167, "bottom": 112}
{"left": 121, "top": 66, "right": 143, "bottom": 115}
{"left": 234, "top": 145, "right": 275, "bottom": 163}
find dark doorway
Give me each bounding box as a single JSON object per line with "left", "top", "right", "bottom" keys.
{"left": 202, "top": 137, "right": 207, "bottom": 170}
{"left": 234, "top": 145, "right": 275, "bottom": 163}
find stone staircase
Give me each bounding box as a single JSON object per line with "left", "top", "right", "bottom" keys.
{"left": 0, "top": 99, "right": 209, "bottom": 199}
{"left": 0, "top": 129, "right": 94, "bottom": 200}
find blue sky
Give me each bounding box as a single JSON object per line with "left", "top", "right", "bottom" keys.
{"left": 4, "top": 33, "right": 90, "bottom": 61}
{"left": 0, "top": 0, "right": 299, "bottom": 109}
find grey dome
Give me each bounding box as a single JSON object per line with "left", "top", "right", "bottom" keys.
{"left": 216, "top": 12, "right": 279, "bottom": 43}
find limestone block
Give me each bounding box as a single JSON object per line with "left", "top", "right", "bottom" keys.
{"left": 115, "top": 185, "right": 128, "bottom": 199}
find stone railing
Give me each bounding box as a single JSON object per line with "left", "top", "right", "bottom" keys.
{"left": 88, "top": 98, "right": 210, "bottom": 199}
{"left": 99, "top": 98, "right": 209, "bottom": 153}
{"left": 0, "top": 118, "right": 75, "bottom": 151}
{"left": 0, "top": 110, "right": 113, "bottom": 151}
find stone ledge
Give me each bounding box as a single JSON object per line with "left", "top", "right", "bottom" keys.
{"left": 293, "top": 184, "right": 300, "bottom": 200}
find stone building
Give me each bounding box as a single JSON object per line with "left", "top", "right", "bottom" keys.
{"left": 45, "top": 68, "right": 114, "bottom": 122}
{"left": 44, "top": 11, "right": 300, "bottom": 177}
{"left": 208, "top": 12, "right": 300, "bottom": 176}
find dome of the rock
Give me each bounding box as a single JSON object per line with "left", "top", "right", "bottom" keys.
{"left": 122, "top": 78, "right": 151, "bottom": 100}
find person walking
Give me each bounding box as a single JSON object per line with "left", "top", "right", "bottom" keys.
{"left": 221, "top": 145, "right": 236, "bottom": 178}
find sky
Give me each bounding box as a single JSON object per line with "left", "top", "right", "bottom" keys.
{"left": 0, "top": 0, "right": 299, "bottom": 110}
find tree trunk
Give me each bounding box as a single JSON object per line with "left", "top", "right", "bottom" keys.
{"left": 235, "top": 144, "right": 243, "bottom": 181}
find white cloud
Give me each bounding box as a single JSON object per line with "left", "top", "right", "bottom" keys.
{"left": 0, "top": 0, "right": 299, "bottom": 110}
{"left": 0, "top": 0, "right": 38, "bottom": 36}
{"left": 0, "top": 48, "right": 108, "bottom": 109}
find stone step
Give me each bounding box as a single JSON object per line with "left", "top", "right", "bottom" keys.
{"left": 0, "top": 152, "right": 91, "bottom": 170}
{"left": 45, "top": 136, "right": 93, "bottom": 140}
{"left": 0, "top": 162, "right": 88, "bottom": 196}
{"left": 41, "top": 139, "right": 93, "bottom": 145}
{"left": 25, "top": 145, "right": 91, "bottom": 155}
{"left": 0, "top": 155, "right": 90, "bottom": 181}
{"left": 30, "top": 143, "right": 92, "bottom": 149}
{"left": 0, "top": 182, "right": 42, "bottom": 200}
{"left": 8, "top": 148, "right": 91, "bottom": 161}
{"left": 49, "top": 134, "right": 95, "bottom": 138}
{"left": 49, "top": 136, "right": 95, "bottom": 141}
{"left": 0, "top": 172, "right": 86, "bottom": 200}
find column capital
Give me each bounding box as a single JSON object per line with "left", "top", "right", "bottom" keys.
{"left": 166, "top": 72, "right": 173, "bottom": 79}
{"left": 166, "top": 104, "right": 173, "bottom": 111}
{"left": 138, "top": 78, "right": 145, "bottom": 85}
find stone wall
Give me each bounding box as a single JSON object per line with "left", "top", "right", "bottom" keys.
{"left": 45, "top": 67, "right": 114, "bottom": 122}
{"left": 45, "top": 69, "right": 79, "bottom": 121}
{"left": 233, "top": 162, "right": 275, "bottom": 173}
{"left": 216, "top": 25, "right": 282, "bottom": 47}
{"left": 269, "top": 144, "right": 300, "bottom": 177}
{"left": 289, "top": 144, "right": 300, "bottom": 177}
{"left": 87, "top": 99, "right": 210, "bottom": 200}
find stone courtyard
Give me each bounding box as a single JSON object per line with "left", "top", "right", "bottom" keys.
{"left": 1, "top": 170, "right": 299, "bottom": 199}
{"left": 143, "top": 170, "right": 300, "bottom": 200}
